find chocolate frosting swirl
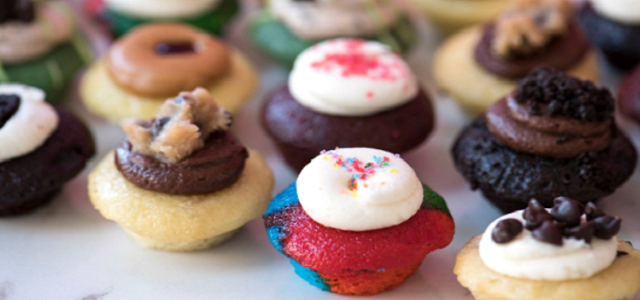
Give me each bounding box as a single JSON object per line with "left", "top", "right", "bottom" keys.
{"left": 115, "top": 131, "right": 248, "bottom": 195}
{"left": 474, "top": 21, "right": 590, "bottom": 79}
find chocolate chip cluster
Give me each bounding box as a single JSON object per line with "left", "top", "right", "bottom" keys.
{"left": 0, "top": 0, "right": 35, "bottom": 24}
{"left": 492, "top": 197, "right": 621, "bottom": 246}
{"left": 0, "top": 94, "right": 20, "bottom": 128}
{"left": 514, "top": 68, "right": 614, "bottom": 123}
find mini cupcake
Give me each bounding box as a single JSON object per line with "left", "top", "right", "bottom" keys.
{"left": 455, "top": 198, "right": 640, "bottom": 300}
{"left": 249, "top": 0, "right": 417, "bottom": 66}
{"left": 265, "top": 148, "right": 455, "bottom": 295}
{"left": 452, "top": 68, "right": 636, "bottom": 213}
{"left": 89, "top": 88, "right": 274, "bottom": 251}
{"left": 434, "top": 0, "right": 598, "bottom": 115}
{"left": 262, "top": 38, "right": 434, "bottom": 172}
{"left": 580, "top": 0, "right": 640, "bottom": 71}
{"left": 0, "top": 84, "right": 95, "bottom": 216}
{"left": 410, "top": 0, "right": 509, "bottom": 34}
{"left": 95, "top": 0, "right": 239, "bottom": 37}
{"left": 619, "top": 66, "right": 640, "bottom": 123}
{"left": 0, "top": 0, "right": 90, "bottom": 103}
{"left": 81, "top": 23, "right": 258, "bottom": 122}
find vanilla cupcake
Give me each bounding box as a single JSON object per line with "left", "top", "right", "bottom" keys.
{"left": 81, "top": 23, "right": 258, "bottom": 122}
{"left": 410, "top": 0, "right": 509, "bottom": 34}
{"left": 89, "top": 88, "right": 274, "bottom": 251}
{"left": 455, "top": 198, "right": 640, "bottom": 300}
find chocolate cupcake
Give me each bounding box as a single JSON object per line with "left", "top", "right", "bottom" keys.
{"left": 455, "top": 198, "right": 640, "bottom": 300}
{"left": 452, "top": 68, "right": 637, "bottom": 213}
{"left": 434, "top": 0, "right": 598, "bottom": 115}
{"left": 89, "top": 88, "right": 274, "bottom": 252}
{"left": 0, "top": 84, "right": 95, "bottom": 216}
{"left": 262, "top": 38, "right": 434, "bottom": 172}
{"left": 619, "top": 66, "right": 640, "bottom": 124}
{"left": 580, "top": 0, "right": 640, "bottom": 71}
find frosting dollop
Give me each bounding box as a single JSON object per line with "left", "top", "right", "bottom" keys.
{"left": 289, "top": 39, "right": 419, "bottom": 117}
{"left": 296, "top": 148, "right": 423, "bottom": 232}
{"left": 105, "top": 0, "right": 222, "bottom": 19}
{"left": 479, "top": 199, "right": 619, "bottom": 281}
{"left": 0, "top": 84, "right": 59, "bottom": 163}
{"left": 486, "top": 68, "right": 614, "bottom": 158}
{"left": 270, "top": 0, "right": 400, "bottom": 40}
{"left": 591, "top": 0, "right": 640, "bottom": 25}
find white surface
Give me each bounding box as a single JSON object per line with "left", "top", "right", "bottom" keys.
{"left": 0, "top": 1, "right": 639, "bottom": 300}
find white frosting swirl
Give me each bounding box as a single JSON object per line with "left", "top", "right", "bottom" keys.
{"left": 0, "top": 2, "right": 75, "bottom": 65}
{"left": 296, "top": 148, "right": 423, "bottom": 232}
{"left": 479, "top": 210, "right": 618, "bottom": 281}
{"left": 289, "top": 39, "right": 419, "bottom": 116}
{"left": 270, "top": 0, "right": 400, "bottom": 40}
{"left": 591, "top": 0, "right": 640, "bottom": 24}
{"left": 0, "top": 85, "right": 58, "bottom": 163}
{"left": 106, "top": 0, "right": 223, "bottom": 19}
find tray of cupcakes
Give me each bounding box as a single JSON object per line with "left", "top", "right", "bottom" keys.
{"left": 0, "top": 0, "right": 639, "bottom": 299}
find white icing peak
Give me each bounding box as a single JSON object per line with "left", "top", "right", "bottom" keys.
{"left": 0, "top": 84, "right": 58, "bottom": 163}
{"left": 106, "top": 0, "right": 222, "bottom": 19}
{"left": 591, "top": 0, "right": 640, "bottom": 24}
{"left": 289, "top": 39, "right": 419, "bottom": 117}
{"left": 479, "top": 210, "right": 618, "bottom": 281}
{"left": 296, "top": 148, "right": 423, "bottom": 232}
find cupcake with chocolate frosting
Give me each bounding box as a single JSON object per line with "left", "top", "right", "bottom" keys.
{"left": 455, "top": 198, "right": 640, "bottom": 300}
{"left": 410, "top": 0, "right": 509, "bottom": 34}
{"left": 89, "top": 0, "right": 239, "bottom": 37}
{"left": 0, "top": 0, "right": 90, "bottom": 103}
{"left": 262, "top": 38, "right": 435, "bottom": 172}
{"left": 0, "top": 84, "right": 95, "bottom": 216}
{"left": 248, "top": 0, "right": 417, "bottom": 66}
{"left": 89, "top": 88, "right": 274, "bottom": 251}
{"left": 81, "top": 23, "right": 257, "bottom": 122}
{"left": 580, "top": 0, "right": 640, "bottom": 70}
{"left": 434, "top": 0, "right": 598, "bottom": 115}
{"left": 452, "top": 68, "right": 636, "bottom": 212}
{"left": 265, "top": 148, "right": 455, "bottom": 295}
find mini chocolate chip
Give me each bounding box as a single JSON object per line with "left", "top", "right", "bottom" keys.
{"left": 584, "top": 202, "right": 605, "bottom": 221}
{"left": 617, "top": 251, "right": 628, "bottom": 257}
{"left": 550, "top": 197, "right": 584, "bottom": 228}
{"left": 156, "top": 42, "right": 195, "bottom": 55}
{"left": 151, "top": 117, "right": 170, "bottom": 138}
{"left": 532, "top": 220, "right": 564, "bottom": 246}
{"left": 0, "top": 94, "right": 21, "bottom": 128}
{"left": 565, "top": 221, "right": 595, "bottom": 244}
{"left": 593, "top": 216, "right": 621, "bottom": 240}
{"left": 554, "top": 221, "right": 566, "bottom": 233}
{"left": 523, "top": 205, "right": 552, "bottom": 231}
{"left": 492, "top": 218, "right": 524, "bottom": 244}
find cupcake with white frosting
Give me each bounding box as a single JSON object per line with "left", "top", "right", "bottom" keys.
{"left": 262, "top": 38, "right": 435, "bottom": 172}
{"left": 96, "top": 0, "right": 239, "bottom": 36}
{"left": 455, "top": 198, "right": 640, "bottom": 300}
{"left": 248, "top": 0, "right": 417, "bottom": 66}
{"left": 0, "top": 84, "right": 95, "bottom": 216}
{"left": 264, "top": 148, "right": 455, "bottom": 295}
{"left": 0, "top": 0, "right": 89, "bottom": 103}
{"left": 580, "top": 0, "right": 640, "bottom": 70}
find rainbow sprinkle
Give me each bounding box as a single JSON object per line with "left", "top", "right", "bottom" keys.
{"left": 321, "top": 150, "right": 398, "bottom": 197}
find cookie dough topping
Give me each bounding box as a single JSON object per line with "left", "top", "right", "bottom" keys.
{"left": 105, "top": 0, "right": 223, "bottom": 19}
{"left": 0, "top": 84, "right": 59, "bottom": 163}
{"left": 297, "top": 147, "right": 423, "bottom": 231}
{"left": 0, "top": 1, "right": 75, "bottom": 64}
{"left": 493, "top": 0, "right": 573, "bottom": 58}
{"left": 591, "top": 0, "right": 640, "bottom": 25}
{"left": 270, "top": 0, "right": 400, "bottom": 40}
{"left": 289, "top": 39, "right": 419, "bottom": 116}
{"left": 480, "top": 198, "right": 621, "bottom": 281}
{"left": 121, "top": 87, "right": 232, "bottom": 164}
{"left": 486, "top": 68, "right": 613, "bottom": 158}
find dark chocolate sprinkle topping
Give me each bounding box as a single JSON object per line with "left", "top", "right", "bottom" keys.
{"left": 0, "top": 94, "right": 21, "bottom": 129}
{"left": 492, "top": 218, "right": 524, "bottom": 244}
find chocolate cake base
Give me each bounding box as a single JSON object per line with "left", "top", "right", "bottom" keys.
{"left": 0, "top": 107, "right": 95, "bottom": 217}
{"left": 452, "top": 117, "right": 637, "bottom": 213}
{"left": 262, "top": 84, "right": 435, "bottom": 172}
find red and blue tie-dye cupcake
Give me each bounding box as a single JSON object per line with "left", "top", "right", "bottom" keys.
{"left": 264, "top": 148, "right": 455, "bottom": 295}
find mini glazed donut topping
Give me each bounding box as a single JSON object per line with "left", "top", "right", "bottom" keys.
{"left": 296, "top": 148, "right": 424, "bottom": 231}
{"left": 270, "top": 0, "right": 400, "bottom": 40}
{"left": 289, "top": 39, "right": 419, "bottom": 116}
{"left": 480, "top": 198, "right": 621, "bottom": 281}
{"left": 0, "top": 84, "right": 59, "bottom": 163}
{"left": 105, "top": 0, "right": 223, "bottom": 19}
{"left": 106, "top": 23, "right": 231, "bottom": 98}
{"left": 591, "top": 0, "right": 640, "bottom": 25}
{"left": 486, "top": 68, "right": 614, "bottom": 158}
